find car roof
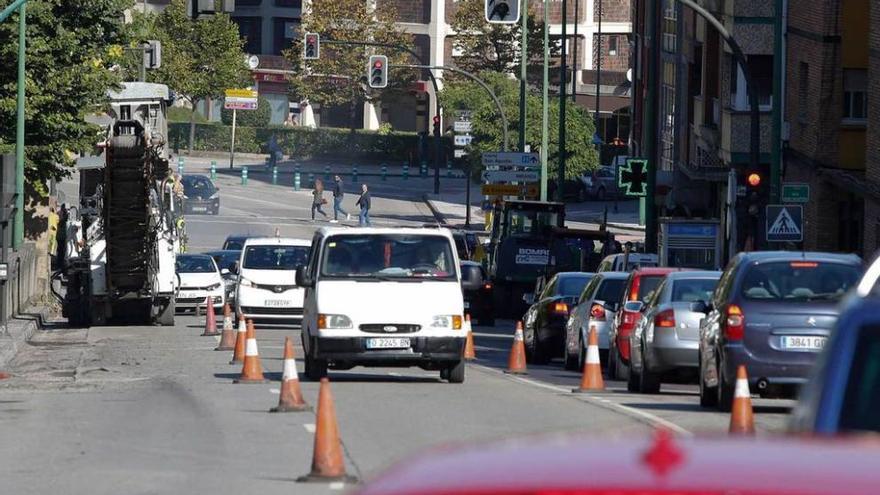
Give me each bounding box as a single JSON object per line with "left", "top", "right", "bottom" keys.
{"left": 242, "top": 237, "right": 310, "bottom": 247}
{"left": 204, "top": 249, "right": 240, "bottom": 255}
{"left": 460, "top": 261, "right": 482, "bottom": 267}
{"left": 178, "top": 253, "right": 212, "bottom": 260}
{"left": 633, "top": 267, "right": 685, "bottom": 276}
{"left": 355, "top": 432, "right": 880, "bottom": 495}
{"left": 553, "top": 272, "right": 595, "bottom": 279}
{"left": 596, "top": 272, "right": 630, "bottom": 280}
{"left": 665, "top": 270, "right": 722, "bottom": 280}
{"left": 737, "top": 251, "right": 862, "bottom": 265}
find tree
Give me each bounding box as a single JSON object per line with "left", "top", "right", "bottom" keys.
{"left": 449, "top": 0, "right": 560, "bottom": 86}
{"left": 285, "top": 0, "right": 412, "bottom": 133}
{"left": 128, "top": 0, "right": 251, "bottom": 152}
{"left": 440, "top": 72, "right": 598, "bottom": 180}
{"left": 0, "top": 0, "right": 131, "bottom": 190}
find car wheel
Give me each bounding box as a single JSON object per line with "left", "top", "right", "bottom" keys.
{"left": 615, "top": 348, "right": 629, "bottom": 381}
{"left": 304, "top": 345, "right": 327, "bottom": 381}
{"left": 578, "top": 338, "right": 586, "bottom": 371}
{"left": 698, "top": 352, "right": 718, "bottom": 408}
{"left": 639, "top": 345, "right": 661, "bottom": 394}
{"left": 446, "top": 360, "right": 466, "bottom": 384}
{"left": 597, "top": 187, "right": 607, "bottom": 201}
{"left": 577, "top": 187, "right": 587, "bottom": 203}
{"left": 527, "top": 327, "right": 550, "bottom": 365}
{"left": 563, "top": 340, "right": 579, "bottom": 371}
{"left": 717, "top": 360, "right": 735, "bottom": 412}
{"left": 627, "top": 358, "right": 641, "bottom": 392}
{"left": 607, "top": 341, "right": 618, "bottom": 380}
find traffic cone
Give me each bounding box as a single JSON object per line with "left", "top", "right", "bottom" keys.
{"left": 201, "top": 297, "right": 219, "bottom": 336}
{"left": 233, "top": 320, "right": 268, "bottom": 384}
{"left": 214, "top": 304, "right": 236, "bottom": 351}
{"left": 572, "top": 326, "right": 606, "bottom": 393}
{"left": 229, "top": 315, "right": 247, "bottom": 364}
{"left": 463, "top": 314, "right": 476, "bottom": 361}
{"left": 270, "top": 337, "right": 311, "bottom": 413}
{"left": 729, "top": 365, "right": 755, "bottom": 435}
{"left": 297, "top": 378, "right": 357, "bottom": 483}
{"left": 504, "top": 321, "right": 527, "bottom": 375}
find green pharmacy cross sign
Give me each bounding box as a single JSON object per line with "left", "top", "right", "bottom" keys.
{"left": 618, "top": 159, "right": 649, "bottom": 197}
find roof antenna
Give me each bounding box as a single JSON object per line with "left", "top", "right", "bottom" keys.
{"left": 275, "top": 228, "right": 281, "bottom": 238}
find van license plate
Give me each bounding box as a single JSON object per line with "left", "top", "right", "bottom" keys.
{"left": 366, "top": 338, "right": 410, "bottom": 349}
{"left": 782, "top": 336, "right": 826, "bottom": 351}
{"left": 192, "top": 206, "right": 207, "bottom": 212}
{"left": 264, "top": 299, "right": 291, "bottom": 307}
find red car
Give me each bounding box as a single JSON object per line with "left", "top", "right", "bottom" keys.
{"left": 356, "top": 431, "right": 880, "bottom": 495}
{"left": 608, "top": 267, "right": 684, "bottom": 379}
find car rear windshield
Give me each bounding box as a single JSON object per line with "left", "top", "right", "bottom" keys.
{"left": 242, "top": 245, "right": 309, "bottom": 270}
{"left": 224, "top": 238, "right": 245, "bottom": 250}
{"left": 740, "top": 262, "right": 862, "bottom": 301}
{"left": 182, "top": 176, "right": 215, "bottom": 196}
{"left": 176, "top": 256, "right": 216, "bottom": 273}
{"left": 321, "top": 234, "right": 456, "bottom": 281}
{"left": 672, "top": 278, "right": 719, "bottom": 302}
{"left": 209, "top": 252, "right": 240, "bottom": 272}
{"left": 461, "top": 265, "right": 484, "bottom": 284}
{"left": 558, "top": 276, "right": 592, "bottom": 297}
{"left": 839, "top": 325, "right": 880, "bottom": 433}
{"left": 595, "top": 279, "right": 626, "bottom": 303}
{"left": 636, "top": 275, "right": 664, "bottom": 303}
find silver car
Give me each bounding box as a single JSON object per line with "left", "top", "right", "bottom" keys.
{"left": 563, "top": 272, "right": 629, "bottom": 370}
{"left": 627, "top": 271, "right": 721, "bottom": 393}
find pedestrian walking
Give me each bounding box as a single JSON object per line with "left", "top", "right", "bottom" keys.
{"left": 356, "top": 183, "right": 372, "bottom": 227}
{"left": 312, "top": 178, "right": 328, "bottom": 221}
{"left": 331, "top": 174, "right": 351, "bottom": 223}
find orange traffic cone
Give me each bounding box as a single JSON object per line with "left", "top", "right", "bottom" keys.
{"left": 233, "top": 320, "right": 267, "bottom": 383}
{"left": 270, "top": 337, "right": 311, "bottom": 413}
{"left": 504, "top": 321, "right": 528, "bottom": 375}
{"left": 215, "top": 304, "right": 236, "bottom": 351}
{"left": 229, "top": 315, "right": 247, "bottom": 364}
{"left": 297, "top": 378, "right": 357, "bottom": 483}
{"left": 729, "top": 365, "right": 755, "bottom": 435}
{"left": 572, "top": 326, "right": 606, "bottom": 393}
{"left": 463, "top": 314, "right": 476, "bottom": 361}
{"left": 201, "top": 297, "right": 219, "bottom": 336}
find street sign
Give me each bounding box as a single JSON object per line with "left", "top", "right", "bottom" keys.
{"left": 454, "top": 149, "right": 468, "bottom": 158}
{"left": 618, "top": 158, "right": 649, "bottom": 197}
{"left": 224, "top": 88, "right": 258, "bottom": 110}
{"left": 454, "top": 110, "right": 472, "bottom": 121}
{"left": 454, "top": 135, "right": 473, "bottom": 147}
{"left": 453, "top": 121, "right": 473, "bottom": 133}
{"left": 766, "top": 205, "right": 804, "bottom": 243}
{"left": 481, "top": 184, "right": 523, "bottom": 196}
{"left": 482, "top": 152, "right": 540, "bottom": 168}
{"left": 482, "top": 170, "right": 540, "bottom": 183}
{"left": 781, "top": 183, "right": 810, "bottom": 203}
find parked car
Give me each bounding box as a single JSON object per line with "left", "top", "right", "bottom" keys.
{"left": 181, "top": 174, "right": 220, "bottom": 215}
{"left": 627, "top": 270, "right": 722, "bottom": 392}
{"left": 460, "top": 261, "right": 494, "bottom": 326}
{"left": 597, "top": 252, "right": 659, "bottom": 272}
{"left": 608, "top": 267, "right": 684, "bottom": 379}
{"left": 695, "top": 251, "right": 863, "bottom": 411}
{"left": 205, "top": 249, "right": 241, "bottom": 306}
{"left": 563, "top": 271, "right": 629, "bottom": 370}
{"left": 175, "top": 254, "right": 225, "bottom": 312}
{"left": 355, "top": 432, "right": 880, "bottom": 495}
{"left": 790, "top": 293, "right": 880, "bottom": 434}
{"left": 522, "top": 272, "right": 594, "bottom": 364}
{"left": 222, "top": 235, "right": 251, "bottom": 251}
{"left": 548, "top": 178, "right": 590, "bottom": 202}
{"left": 580, "top": 164, "right": 620, "bottom": 200}
{"left": 234, "top": 237, "right": 311, "bottom": 322}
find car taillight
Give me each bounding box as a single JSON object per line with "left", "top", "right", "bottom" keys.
{"left": 724, "top": 304, "right": 745, "bottom": 341}
{"left": 623, "top": 311, "right": 636, "bottom": 325}
{"left": 553, "top": 302, "right": 569, "bottom": 314}
{"left": 590, "top": 303, "right": 606, "bottom": 320}
{"left": 654, "top": 309, "right": 675, "bottom": 328}
{"left": 483, "top": 282, "right": 493, "bottom": 290}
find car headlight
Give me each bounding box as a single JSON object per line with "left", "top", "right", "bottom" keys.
{"left": 431, "top": 315, "right": 463, "bottom": 330}
{"left": 207, "top": 282, "right": 222, "bottom": 291}
{"left": 318, "top": 314, "right": 353, "bottom": 329}
{"left": 210, "top": 191, "right": 219, "bottom": 199}
{"left": 239, "top": 277, "right": 254, "bottom": 287}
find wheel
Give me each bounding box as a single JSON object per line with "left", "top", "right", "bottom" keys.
{"left": 563, "top": 341, "right": 579, "bottom": 371}
{"left": 525, "top": 325, "right": 549, "bottom": 365}
{"left": 596, "top": 187, "right": 607, "bottom": 201}
{"left": 627, "top": 360, "right": 641, "bottom": 392}
{"left": 155, "top": 299, "right": 175, "bottom": 326}
{"left": 639, "top": 345, "right": 661, "bottom": 393}
{"left": 577, "top": 338, "right": 586, "bottom": 371}
{"left": 717, "top": 360, "right": 735, "bottom": 412}
{"left": 304, "top": 344, "right": 328, "bottom": 381}
{"left": 607, "top": 341, "right": 618, "bottom": 380}
{"left": 613, "top": 342, "right": 629, "bottom": 381}
{"left": 577, "top": 187, "right": 587, "bottom": 202}
{"left": 698, "top": 352, "right": 718, "bottom": 408}
{"left": 446, "top": 360, "right": 466, "bottom": 383}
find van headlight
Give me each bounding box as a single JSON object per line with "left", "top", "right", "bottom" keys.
{"left": 207, "top": 282, "right": 222, "bottom": 291}
{"left": 239, "top": 277, "right": 254, "bottom": 287}
{"left": 318, "top": 314, "right": 353, "bottom": 329}
{"left": 432, "top": 315, "right": 463, "bottom": 330}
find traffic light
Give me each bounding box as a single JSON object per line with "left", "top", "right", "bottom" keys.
{"left": 485, "top": 0, "right": 520, "bottom": 24}
{"left": 368, "top": 55, "right": 388, "bottom": 89}
{"left": 303, "top": 33, "right": 320, "bottom": 60}
{"left": 743, "top": 165, "right": 769, "bottom": 217}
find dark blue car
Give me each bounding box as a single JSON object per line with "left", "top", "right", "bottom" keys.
{"left": 695, "top": 251, "right": 863, "bottom": 411}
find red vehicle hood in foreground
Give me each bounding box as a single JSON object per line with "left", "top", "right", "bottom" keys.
{"left": 356, "top": 431, "right": 880, "bottom": 495}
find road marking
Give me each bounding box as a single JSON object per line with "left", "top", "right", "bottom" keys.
{"left": 214, "top": 335, "right": 221, "bottom": 344}
{"left": 472, "top": 332, "right": 512, "bottom": 339}
{"left": 269, "top": 388, "right": 280, "bottom": 395}
{"left": 471, "top": 364, "right": 692, "bottom": 436}
{"left": 329, "top": 482, "right": 346, "bottom": 490}
{"left": 303, "top": 423, "right": 316, "bottom": 433}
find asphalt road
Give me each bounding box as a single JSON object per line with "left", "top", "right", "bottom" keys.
{"left": 1, "top": 160, "right": 792, "bottom": 494}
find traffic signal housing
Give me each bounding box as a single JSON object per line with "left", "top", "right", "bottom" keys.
{"left": 368, "top": 55, "right": 388, "bottom": 89}
{"left": 303, "top": 33, "right": 320, "bottom": 60}
{"left": 485, "top": 0, "right": 520, "bottom": 24}
{"left": 743, "top": 164, "right": 770, "bottom": 217}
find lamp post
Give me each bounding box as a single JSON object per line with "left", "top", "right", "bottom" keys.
{"left": 557, "top": 0, "right": 569, "bottom": 202}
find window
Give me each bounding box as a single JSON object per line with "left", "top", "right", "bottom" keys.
{"left": 798, "top": 62, "right": 809, "bottom": 122}
{"left": 843, "top": 69, "right": 867, "bottom": 121}
{"left": 595, "top": 279, "right": 626, "bottom": 304}
{"left": 557, "top": 276, "right": 594, "bottom": 298}
{"left": 579, "top": 277, "right": 601, "bottom": 304}
{"left": 176, "top": 255, "right": 217, "bottom": 274}
{"left": 730, "top": 55, "right": 774, "bottom": 110}
{"left": 608, "top": 36, "right": 619, "bottom": 56}
{"left": 320, "top": 235, "right": 456, "bottom": 280}
{"left": 671, "top": 278, "right": 719, "bottom": 302}
{"left": 274, "top": 0, "right": 301, "bottom": 6}
{"left": 739, "top": 262, "right": 862, "bottom": 301}
{"left": 244, "top": 245, "right": 310, "bottom": 270}
{"left": 235, "top": 17, "right": 262, "bottom": 55}
{"left": 273, "top": 17, "right": 299, "bottom": 55}
{"left": 236, "top": 0, "right": 261, "bottom": 5}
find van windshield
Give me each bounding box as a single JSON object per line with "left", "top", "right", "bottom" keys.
{"left": 321, "top": 234, "right": 457, "bottom": 281}
{"left": 243, "top": 245, "right": 309, "bottom": 270}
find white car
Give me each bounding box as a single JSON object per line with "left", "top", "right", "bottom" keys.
{"left": 597, "top": 253, "right": 659, "bottom": 272}
{"left": 297, "top": 227, "right": 467, "bottom": 383}
{"left": 175, "top": 254, "right": 226, "bottom": 311}
{"left": 235, "top": 237, "right": 311, "bottom": 321}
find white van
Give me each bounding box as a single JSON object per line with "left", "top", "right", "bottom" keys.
{"left": 597, "top": 253, "right": 659, "bottom": 272}
{"left": 235, "top": 237, "right": 311, "bottom": 321}
{"left": 297, "top": 227, "right": 467, "bottom": 383}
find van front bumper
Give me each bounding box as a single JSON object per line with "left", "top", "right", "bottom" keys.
{"left": 314, "top": 336, "right": 465, "bottom": 366}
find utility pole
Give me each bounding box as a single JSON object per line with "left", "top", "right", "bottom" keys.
{"left": 541, "top": 0, "right": 550, "bottom": 201}
{"left": 557, "top": 0, "right": 569, "bottom": 202}
{"left": 595, "top": 0, "right": 602, "bottom": 137}
{"left": 644, "top": 0, "right": 659, "bottom": 252}
{"left": 518, "top": 0, "right": 528, "bottom": 151}
{"left": 572, "top": 0, "right": 579, "bottom": 102}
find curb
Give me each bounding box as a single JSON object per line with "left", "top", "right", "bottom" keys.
{"left": 422, "top": 194, "right": 448, "bottom": 226}
{"left": 0, "top": 305, "right": 51, "bottom": 370}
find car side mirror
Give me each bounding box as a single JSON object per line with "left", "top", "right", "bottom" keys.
{"left": 690, "top": 300, "right": 709, "bottom": 314}
{"left": 603, "top": 301, "right": 619, "bottom": 313}
{"left": 230, "top": 261, "right": 239, "bottom": 274}
{"left": 624, "top": 301, "right": 644, "bottom": 313}
{"left": 295, "top": 268, "right": 313, "bottom": 288}
{"left": 220, "top": 268, "right": 230, "bottom": 276}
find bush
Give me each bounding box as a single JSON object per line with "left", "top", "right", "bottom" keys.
{"left": 220, "top": 96, "right": 272, "bottom": 127}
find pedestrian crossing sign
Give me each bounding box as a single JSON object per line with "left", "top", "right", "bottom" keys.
{"left": 766, "top": 205, "right": 803, "bottom": 242}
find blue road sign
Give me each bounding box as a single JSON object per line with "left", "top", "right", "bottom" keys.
{"left": 766, "top": 205, "right": 803, "bottom": 243}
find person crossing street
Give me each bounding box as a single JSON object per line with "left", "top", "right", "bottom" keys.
{"left": 356, "top": 183, "right": 372, "bottom": 227}
{"left": 331, "top": 175, "right": 351, "bottom": 223}
{"left": 311, "top": 178, "right": 328, "bottom": 221}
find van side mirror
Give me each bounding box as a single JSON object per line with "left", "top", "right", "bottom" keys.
{"left": 296, "top": 268, "right": 313, "bottom": 288}
{"left": 231, "top": 261, "right": 239, "bottom": 274}
{"left": 690, "top": 300, "right": 709, "bottom": 314}
{"left": 220, "top": 268, "right": 230, "bottom": 276}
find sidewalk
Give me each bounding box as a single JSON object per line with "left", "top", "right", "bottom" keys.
{"left": 0, "top": 305, "right": 52, "bottom": 372}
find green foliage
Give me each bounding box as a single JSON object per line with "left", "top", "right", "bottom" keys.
{"left": 220, "top": 96, "right": 271, "bottom": 127}
{"left": 0, "top": 0, "right": 131, "bottom": 188}
{"left": 168, "top": 106, "right": 207, "bottom": 123}
{"left": 440, "top": 72, "right": 598, "bottom": 180}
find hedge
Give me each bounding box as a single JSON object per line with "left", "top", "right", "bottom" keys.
{"left": 169, "top": 123, "right": 452, "bottom": 162}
